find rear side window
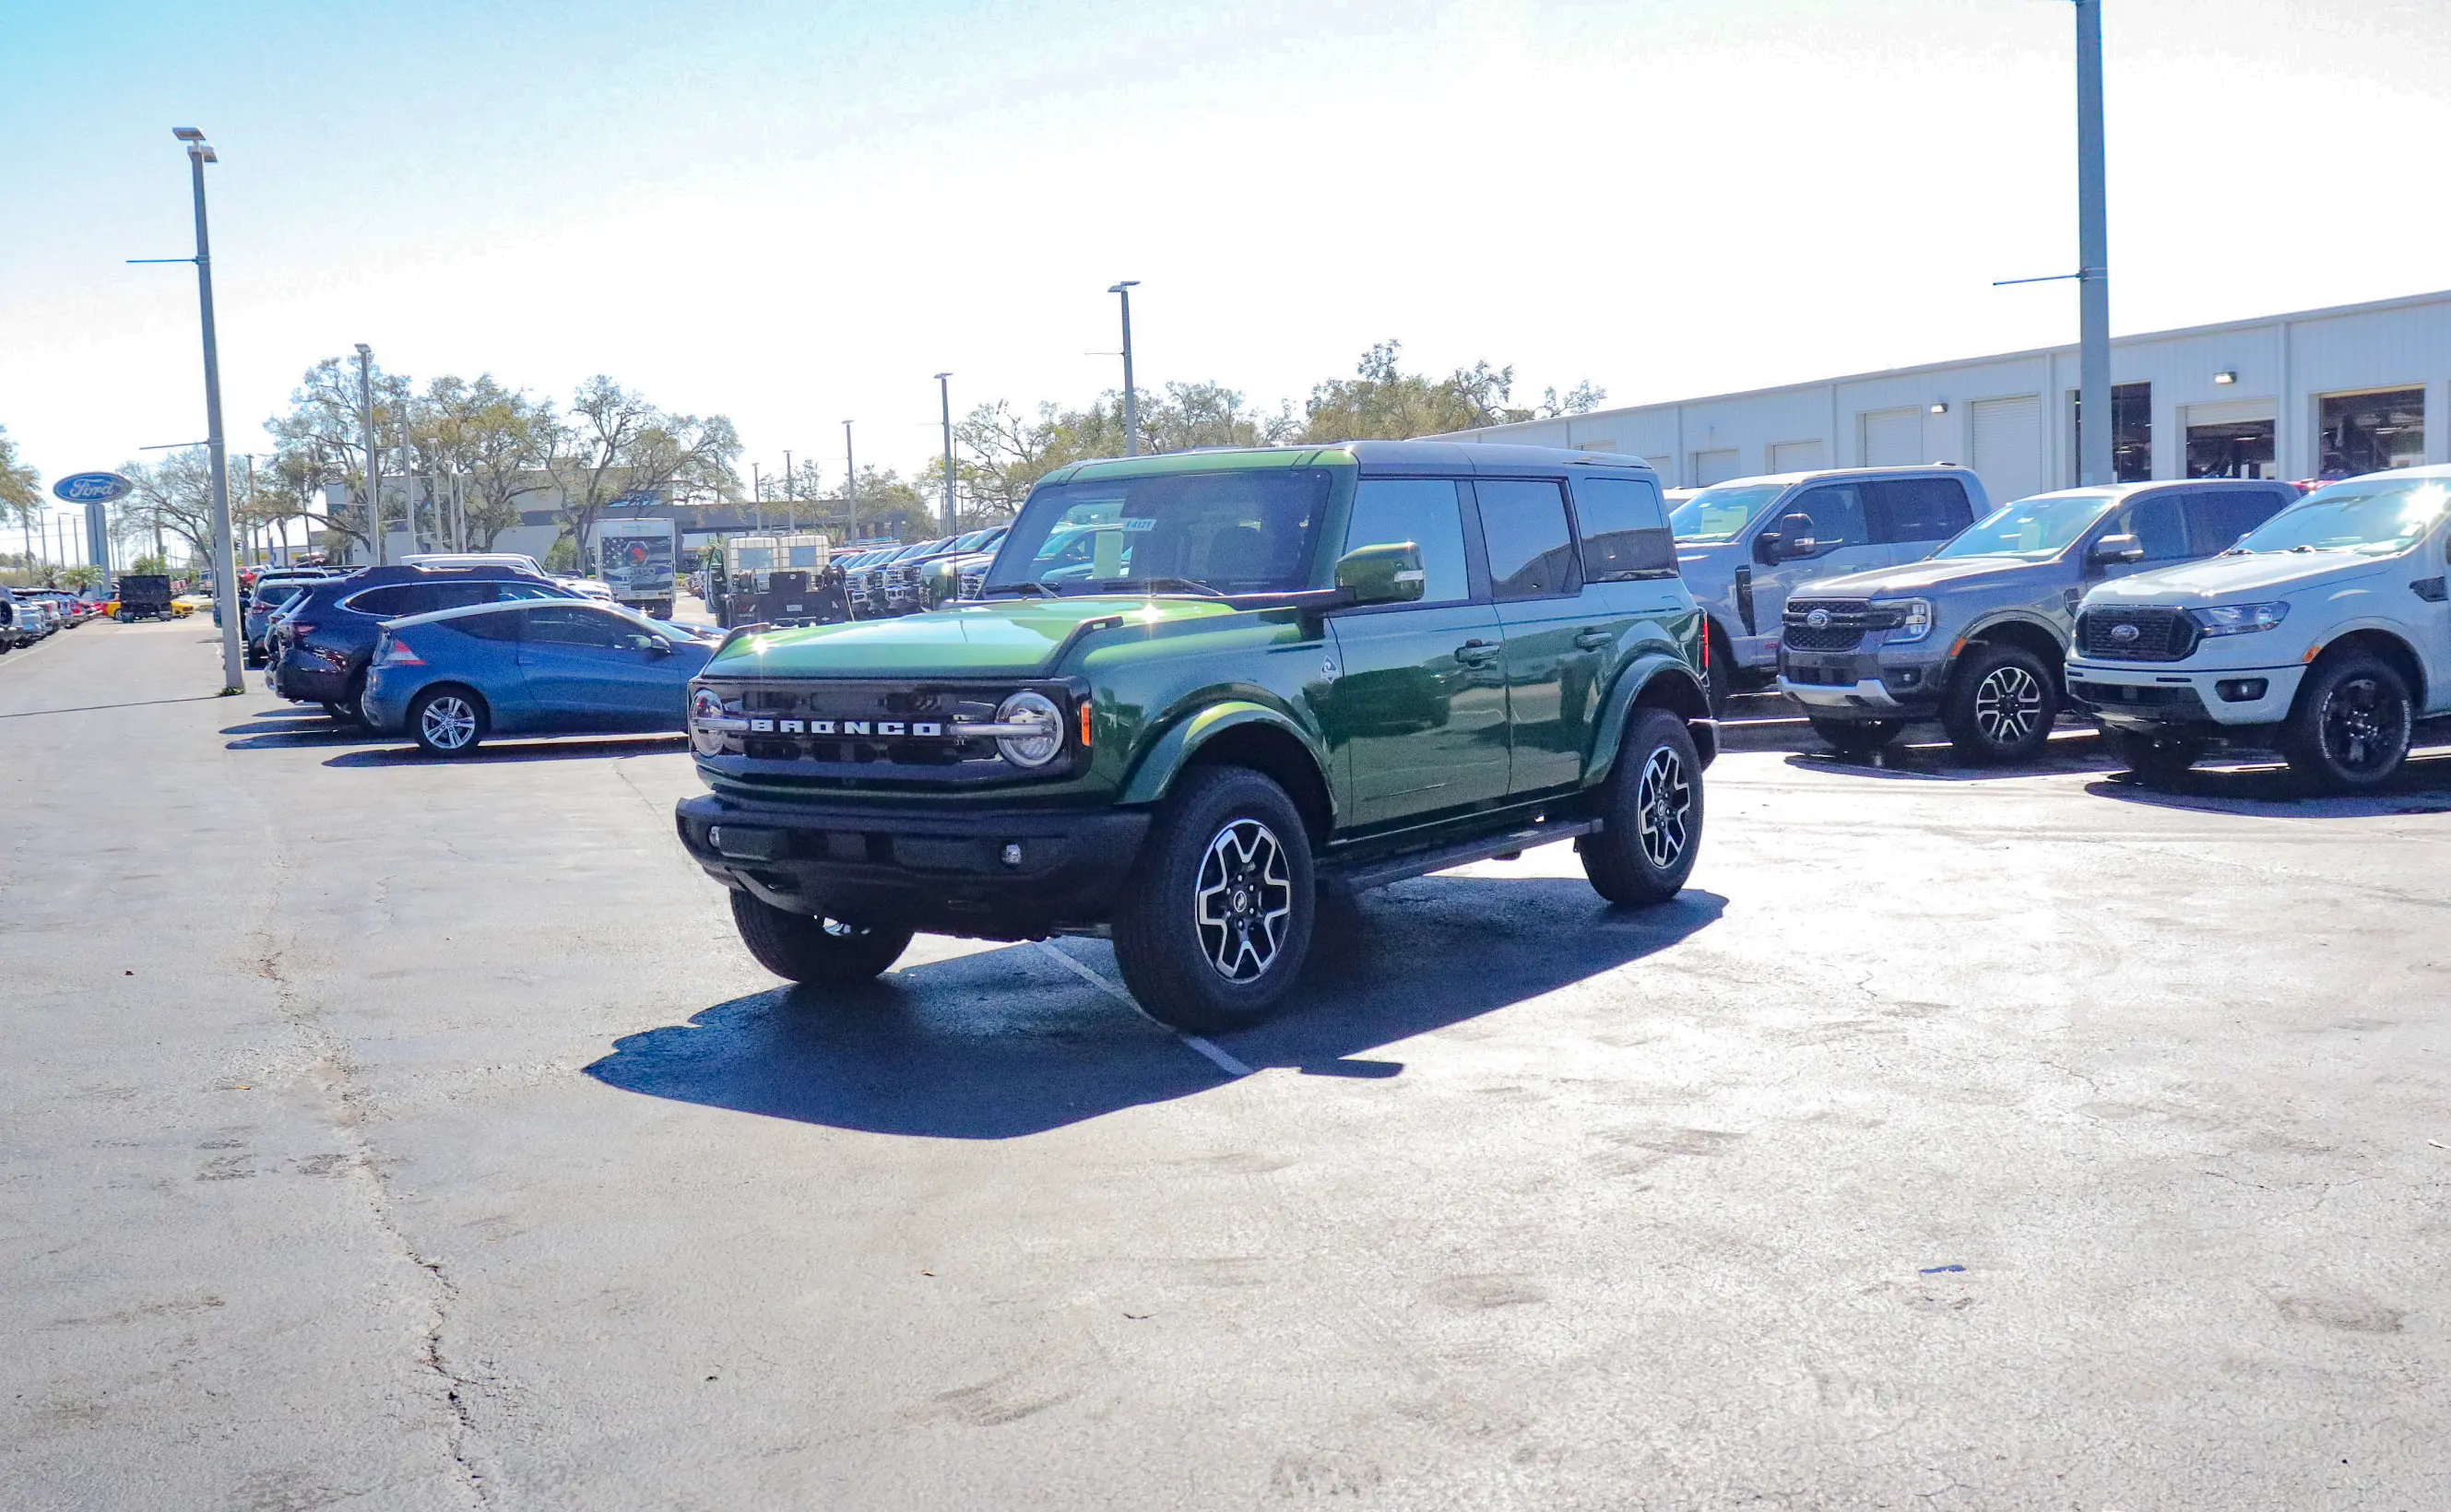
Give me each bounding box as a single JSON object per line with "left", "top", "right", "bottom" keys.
{"left": 1865, "top": 478, "right": 1974, "bottom": 544}
{"left": 346, "top": 585, "right": 431, "bottom": 616}
{"left": 1474, "top": 478, "right": 1580, "bottom": 600}
{"left": 2106, "top": 494, "right": 2189, "bottom": 561}
{"left": 524, "top": 606, "right": 633, "bottom": 648}
{"left": 1571, "top": 476, "right": 1675, "bottom": 580}
{"left": 1344, "top": 478, "right": 1471, "bottom": 604}
{"left": 2185, "top": 488, "right": 2290, "bottom": 556}
{"left": 452, "top": 609, "right": 523, "bottom": 642}
{"left": 1779, "top": 484, "right": 1866, "bottom": 550}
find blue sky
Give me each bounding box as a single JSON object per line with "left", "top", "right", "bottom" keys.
{"left": 6, "top": 0, "right": 2450, "bottom": 526}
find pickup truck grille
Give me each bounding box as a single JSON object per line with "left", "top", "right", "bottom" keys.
{"left": 957, "top": 569, "right": 986, "bottom": 600}
{"left": 2077, "top": 607, "right": 2196, "bottom": 662}
{"left": 1781, "top": 598, "right": 1904, "bottom": 654}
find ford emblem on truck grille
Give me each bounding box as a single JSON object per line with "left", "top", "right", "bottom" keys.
{"left": 2109, "top": 622, "right": 2141, "bottom": 643}
{"left": 1804, "top": 608, "right": 1831, "bottom": 630}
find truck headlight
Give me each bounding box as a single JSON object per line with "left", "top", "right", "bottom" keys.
{"left": 2187, "top": 601, "right": 2290, "bottom": 636}
{"left": 992, "top": 691, "right": 1064, "bottom": 767}
{"left": 1885, "top": 598, "right": 1935, "bottom": 643}
{"left": 690, "top": 687, "right": 728, "bottom": 756}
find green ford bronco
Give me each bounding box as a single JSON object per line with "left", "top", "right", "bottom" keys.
{"left": 675, "top": 442, "right": 1716, "bottom": 1030}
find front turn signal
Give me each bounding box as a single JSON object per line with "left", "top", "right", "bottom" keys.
{"left": 1078, "top": 701, "right": 1095, "bottom": 747}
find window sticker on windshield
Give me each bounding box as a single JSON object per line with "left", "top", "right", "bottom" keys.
{"left": 1122, "top": 516, "right": 1156, "bottom": 531}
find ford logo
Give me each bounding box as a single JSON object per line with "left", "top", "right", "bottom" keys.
{"left": 2109, "top": 622, "right": 2141, "bottom": 643}
{"left": 1804, "top": 608, "right": 1830, "bottom": 631}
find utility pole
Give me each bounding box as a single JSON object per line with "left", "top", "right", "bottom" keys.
{"left": 171, "top": 127, "right": 245, "bottom": 692}
{"left": 842, "top": 420, "right": 857, "bottom": 540}
{"left": 934, "top": 372, "right": 955, "bottom": 533}
{"left": 751, "top": 462, "right": 764, "bottom": 533}
{"left": 355, "top": 344, "right": 381, "bottom": 566}
{"left": 2074, "top": 0, "right": 2113, "bottom": 487}
{"left": 1108, "top": 281, "right": 1141, "bottom": 455}
{"left": 784, "top": 448, "right": 796, "bottom": 538}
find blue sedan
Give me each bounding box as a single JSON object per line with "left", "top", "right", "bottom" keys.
{"left": 361, "top": 600, "right": 717, "bottom": 756}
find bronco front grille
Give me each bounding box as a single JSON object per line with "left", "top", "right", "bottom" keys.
{"left": 2077, "top": 607, "right": 2196, "bottom": 662}
{"left": 693, "top": 678, "right": 1085, "bottom": 787}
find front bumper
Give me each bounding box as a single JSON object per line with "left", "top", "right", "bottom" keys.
{"left": 675, "top": 792, "right": 1152, "bottom": 940}
{"left": 2065, "top": 658, "right": 2305, "bottom": 734}
{"left": 1777, "top": 648, "right": 1948, "bottom": 718}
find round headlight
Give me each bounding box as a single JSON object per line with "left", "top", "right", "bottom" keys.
{"left": 993, "top": 690, "right": 1064, "bottom": 768}
{"left": 690, "top": 687, "right": 728, "bottom": 757}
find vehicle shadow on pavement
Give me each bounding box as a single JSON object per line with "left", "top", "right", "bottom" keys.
{"left": 323, "top": 735, "right": 691, "bottom": 766}
{"left": 2082, "top": 746, "right": 2451, "bottom": 818}
{"left": 1783, "top": 729, "right": 2110, "bottom": 784}
{"left": 584, "top": 882, "right": 1725, "bottom": 1139}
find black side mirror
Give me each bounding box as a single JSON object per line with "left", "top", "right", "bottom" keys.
{"left": 2088, "top": 533, "right": 2145, "bottom": 568}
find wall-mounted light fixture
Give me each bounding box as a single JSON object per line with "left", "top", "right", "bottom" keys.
{"left": 2213, "top": 370, "right": 2238, "bottom": 385}
{"left": 1927, "top": 402, "right": 1949, "bottom": 415}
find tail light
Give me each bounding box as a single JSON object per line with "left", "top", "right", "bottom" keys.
{"left": 376, "top": 635, "right": 425, "bottom": 667}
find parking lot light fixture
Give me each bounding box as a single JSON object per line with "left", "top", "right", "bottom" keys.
{"left": 2214, "top": 371, "right": 2238, "bottom": 386}
{"left": 173, "top": 125, "right": 245, "bottom": 692}
{"left": 934, "top": 372, "right": 955, "bottom": 533}
{"left": 1107, "top": 281, "right": 1140, "bottom": 456}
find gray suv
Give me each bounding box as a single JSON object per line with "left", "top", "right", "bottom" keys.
{"left": 1670, "top": 467, "right": 1987, "bottom": 711}
{"left": 1777, "top": 478, "right": 2299, "bottom": 762}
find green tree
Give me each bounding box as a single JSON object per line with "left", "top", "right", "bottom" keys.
{"left": 1, "top": 425, "right": 42, "bottom": 569}
{"left": 1297, "top": 340, "right": 1607, "bottom": 442}
{"left": 115, "top": 450, "right": 223, "bottom": 564}
{"left": 265, "top": 356, "right": 416, "bottom": 556}
{"left": 546, "top": 377, "right": 741, "bottom": 563}
{"left": 410, "top": 374, "right": 558, "bottom": 550}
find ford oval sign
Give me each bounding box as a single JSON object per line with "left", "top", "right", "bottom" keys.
{"left": 53, "top": 472, "right": 134, "bottom": 504}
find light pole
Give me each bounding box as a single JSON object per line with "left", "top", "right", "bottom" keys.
{"left": 1107, "top": 280, "right": 1141, "bottom": 455}
{"left": 934, "top": 372, "right": 955, "bottom": 532}
{"left": 355, "top": 344, "right": 380, "bottom": 566}
{"left": 842, "top": 420, "right": 858, "bottom": 539}
{"left": 784, "top": 448, "right": 796, "bottom": 538}
{"left": 2073, "top": 0, "right": 2113, "bottom": 487}
{"left": 165, "top": 128, "right": 245, "bottom": 691}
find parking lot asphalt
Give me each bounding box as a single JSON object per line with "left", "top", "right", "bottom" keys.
{"left": 6, "top": 618, "right": 2448, "bottom": 1511}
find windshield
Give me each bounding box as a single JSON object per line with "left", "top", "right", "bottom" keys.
{"left": 984, "top": 466, "right": 1335, "bottom": 596}
{"left": 1669, "top": 483, "right": 1788, "bottom": 543}
{"left": 2237, "top": 477, "right": 2451, "bottom": 555}
{"left": 1934, "top": 490, "right": 2118, "bottom": 560}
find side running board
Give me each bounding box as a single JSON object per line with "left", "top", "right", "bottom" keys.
{"left": 1320, "top": 816, "right": 1601, "bottom": 897}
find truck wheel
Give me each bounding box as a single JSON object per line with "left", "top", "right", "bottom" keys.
{"left": 728, "top": 891, "right": 913, "bottom": 985}
{"left": 1941, "top": 643, "right": 2056, "bottom": 764}
{"left": 409, "top": 686, "right": 489, "bottom": 757}
{"left": 2281, "top": 651, "right": 2411, "bottom": 794}
{"left": 1809, "top": 716, "right": 1901, "bottom": 758}
{"left": 1580, "top": 707, "right": 1704, "bottom": 905}
{"left": 2102, "top": 727, "right": 2202, "bottom": 786}
{"left": 1110, "top": 766, "right": 1316, "bottom": 1033}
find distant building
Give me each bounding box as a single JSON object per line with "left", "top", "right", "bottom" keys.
{"left": 1434, "top": 288, "right": 2451, "bottom": 501}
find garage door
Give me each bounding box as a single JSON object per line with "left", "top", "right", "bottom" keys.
{"left": 1971, "top": 394, "right": 2042, "bottom": 504}
{"left": 1860, "top": 408, "right": 1924, "bottom": 467}
{"left": 1690, "top": 448, "right": 1741, "bottom": 485}
{"left": 1770, "top": 439, "right": 1825, "bottom": 472}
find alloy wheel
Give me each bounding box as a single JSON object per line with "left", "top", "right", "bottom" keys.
{"left": 1636, "top": 746, "right": 1692, "bottom": 869}
{"left": 2321, "top": 674, "right": 2408, "bottom": 774}
{"left": 1193, "top": 818, "right": 1292, "bottom": 983}
{"left": 1973, "top": 665, "right": 2044, "bottom": 746}
{"left": 420, "top": 694, "right": 479, "bottom": 750}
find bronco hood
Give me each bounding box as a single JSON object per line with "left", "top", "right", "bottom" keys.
{"left": 706, "top": 596, "right": 1242, "bottom": 679}
{"left": 2086, "top": 549, "right": 2397, "bottom": 606}
{"left": 1791, "top": 554, "right": 2035, "bottom": 598}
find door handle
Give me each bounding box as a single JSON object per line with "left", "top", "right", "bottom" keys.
{"left": 1574, "top": 629, "right": 1614, "bottom": 650}
{"left": 1454, "top": 638, "right": 1500, "bottom": 664}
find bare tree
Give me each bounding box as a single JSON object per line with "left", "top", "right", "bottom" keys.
{"left": 264, "top": 356, "right": 415, "bottom": 556}
{"left": 546, "top": 377, "right": 739, "bottom": 566}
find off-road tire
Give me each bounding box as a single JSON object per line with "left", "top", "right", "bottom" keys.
{"left": 2102, "top": 727, "right": 2203, "bottom": 786}
{"left": 1580, "top": 707, "right": 1704, "bottom": 906}
{"left": 408, "top": 685, "right": 490, "bottom": 758}
{"left": 728, "top": 890, "right": 913, "bottom": 985}
{"left": 2281, "top": 651, "right": 2412, "bottom": 794}
{"left": 1111, "top": 765, "right": 1316, "bottom": 1034}
{"left": 1809, "top": 716, "right": 1902, "bottom": 758}
{"left": 1942, "top": 643, "right": 2057, "bottom": 765}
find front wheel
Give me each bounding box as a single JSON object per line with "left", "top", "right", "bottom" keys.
{"left": 2103, "top": 727, "right": 2203, "bottom": 786}
{"left": 1581, "top": 707, "right": 1705, "bottom": 906}
{"left": 1111, "top": 766, "right": 1316, "bottom": 1033}
{"left": 2282, "top": 652, "right": 2412, "bottom": 794}
{"left": 1809, "top": 715, "right": 1902, "bottom": 758}
{"left": 409, "top": 686, "right": 489, "bottom": 757}
{"left": 1942, "top": 643, "right": 2058, "bottom": 765}
{"left": 728, "top": 891, "right": 913, "bottom": 985}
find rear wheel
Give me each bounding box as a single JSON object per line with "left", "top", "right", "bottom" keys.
{"left": 1942, "top": 643, "right": 2057, "bottom": 764}
{"left": 1580, "top": 707, "right": 1704, "bottom": 906}
{"left": 409, "top": 686, "right": 489, "bottom": 757}
{"left": 1808, "top": 716, "right": 1902, "bottom": 758}
{"left": 2281, "top": 652, "right": 2411, "bottom": 794}
{"left": 2103, "top": 727, "right": 2203, "bottom": 786}
{"left": 728, "top": 891, "right": 913, "bottom": 985}
{"left": 1111, "top": 766, "right": 1316, "bottom": 1033}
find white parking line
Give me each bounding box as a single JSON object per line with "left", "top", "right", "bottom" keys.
{"left": 1031, "top": 940, "right": 1253, "bottom": 1078}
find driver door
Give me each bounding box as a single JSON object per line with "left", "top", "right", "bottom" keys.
{"left": 515, "top": 605, "right": 671, "bottom": 728}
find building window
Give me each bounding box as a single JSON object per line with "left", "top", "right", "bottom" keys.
{"left": 2186, "top": 419, "right": 2276, "bottom": 479}
{"left": 2070, "top": 383, "right": 2151, "bottom": 482}
{"left": 2317, "top": 388, "right": 2425, "bottom": 478}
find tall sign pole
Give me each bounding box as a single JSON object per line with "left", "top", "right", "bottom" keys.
{"left": 842, "top": 420, "right": 857, "bottom": 539}
{"left": 172, "top": 128, "right": 245, "bottom": 692}
{"left": 2074, "top": 0, "right": 2113, "bottom": 487}
{"left": 934, "top": 372, "right": 955, "bottom": 533}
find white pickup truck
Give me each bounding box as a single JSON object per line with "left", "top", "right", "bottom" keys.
{"left": 2067, "top": 465, "right": 2451, "bottom": 791}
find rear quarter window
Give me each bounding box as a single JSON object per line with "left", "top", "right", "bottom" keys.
{"left": 1865, "top": 478, "right": 1975, "bottom": 544}
{"left": 1571, "top": 476, "right": 1676, "bottom": 580}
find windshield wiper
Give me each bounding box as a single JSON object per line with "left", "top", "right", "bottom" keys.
{"left": 983, "top": 580, "right": 1060, "bottom": 598}
{"left": 1105, "top": 576, "right": 1228, "bottom": 598}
